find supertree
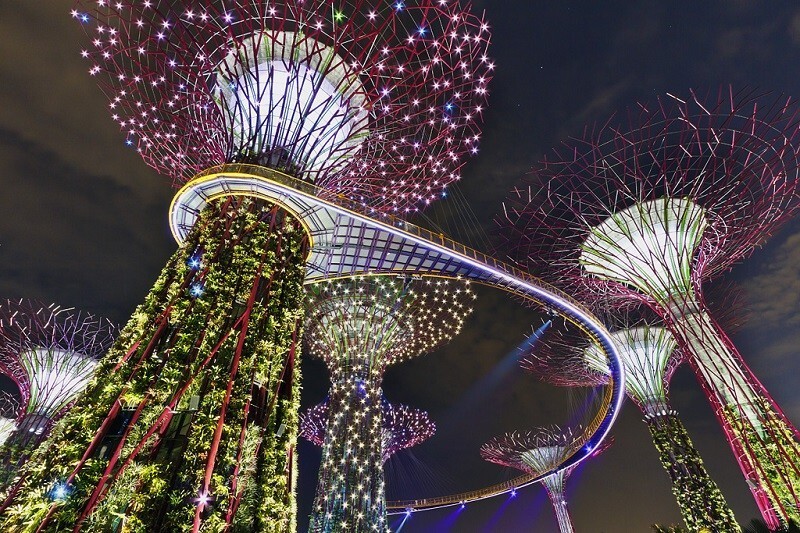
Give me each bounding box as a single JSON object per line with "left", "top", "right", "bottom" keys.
{"left": 298, "top": 397, "right": 435, "bottom": 532}
{"left": 481, "top": 426, "right": 610, "bottom": 533}
{"left": 524, "top": 310, "right": 739, "bottom": 531}
{"left": 299, "top": 396, "right": 436, "bottom": 463}
{"left": 498, "top": 88, "right": 800, "bottom": 527}
{"left": 0, "top": 299, "right": 116, "bottom": 452}
{"left": 0, "top": 1, "right": 491, "bottom": 531}
{"left": 301, "top": 275, "right": 473, "bottom": 531}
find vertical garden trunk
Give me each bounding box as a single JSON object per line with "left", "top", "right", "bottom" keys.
{"left": 644, "top": 411, "right": 739, "bottom": 531}
{"left": 309, "top": 376, "right": 386, "bottom": 532}
{"left": 0, "top": 197, "right": 308, "bottom": 532}
{"left": 669, "top": 307, "right": 800, "bottom": 528}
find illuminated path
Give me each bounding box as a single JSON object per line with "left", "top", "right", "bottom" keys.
{"left": 170, "top": 163, "right": 625, "bottom": 513}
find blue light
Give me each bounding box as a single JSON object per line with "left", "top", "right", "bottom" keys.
{"left": 79, "top": 14, "right": 89, "bottom": 23}
{"left": 418, "top": 26, "right": 427, "bottom": 36}
{"left": 187, "top": 255, "right": 202, "bottom": 270}
{"left": 394, "top": 1, "right": 405, "bottom": 11}
{"left": 50, "top": 482, "right": 71, "bottom": 501}
{"left": 511, "top": 488, "right": 517, "bottom": 497}
{"left": 190, "top": 283, "right": 205, "bottom": 298}
{"left": 125, "top": 139, "right": 133, "bottom": 146}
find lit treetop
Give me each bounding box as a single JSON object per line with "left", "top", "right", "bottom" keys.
{"left": 498, "top": 88, "right": 800, "bottom": 527}
{"left": 481, "top": 426, "right": 578, "bottom": 480}
{"left": 0, "top": 299, "right": 117, "bottom": 430}
{"left": 299, "top": 397, "right": 436, "bottom": 462}
{"left": 522, "top": 309, "right": 740, "bottom": 531}
{"left": 303, "top": 276, "right": 475, "bottom": 381}
{"left": 524, "top": 311, "right": 683, "bottom": 418}
{"left": 481, "top": 426, "right": 609, "bottom": 533}
{"left": 72, "top": 0, "right": 493, "bottom": 213}
{"left": 499, "top": 88, "right": 800, "bottom": 307}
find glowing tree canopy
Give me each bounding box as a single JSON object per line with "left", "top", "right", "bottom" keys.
{"left": 499, "top": 88, "right": 800, "bottom": 528}
{"left": 302, "top": 275, "right": 473, "bottom": 532}
{"left": 481, "top": 427, "right": 609, "bottom": 533}
{"left": 71, "top": 0, "right": 493, "bottom": 213}
{"left": 304, "top": 276, "right": 475, "bottom": 378}
{"left": 0, "top": 299, "right": 116, "bottom": 448}
{"left": 2, "top": 2, "right": 491, "bottom": 531}
{"left": 0, "top": 391, "right": 21, "bottom": 447}
{"left": 299, "top": 397, "right": 436, "bottom": 463}
{"left": 525, "top": 311, "right": 738, "bottom": 531}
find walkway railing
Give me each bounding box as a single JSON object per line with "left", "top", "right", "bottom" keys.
{"left": 190, "top": 164, "right": 598, "bottom": 326}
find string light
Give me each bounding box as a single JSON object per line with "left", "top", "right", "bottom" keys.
{"left": 301, "top": 276, "right": 474, "bottom": 530}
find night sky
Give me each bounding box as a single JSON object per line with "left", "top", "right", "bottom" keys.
{"left": 2, "top": 2, "right": 800, "bottom": 531}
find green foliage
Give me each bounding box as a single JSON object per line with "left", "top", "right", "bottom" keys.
{"left": 652, "top": 525, "right": 689, "bottom": 533}
{"left": 0, "top": 198, "right": 308, "bottom": 531}
{"left": 724, "top": 400, "right": 800, "bottom": 527}
{"left": 646, "top": 412, "right": 739, "bottom": 532}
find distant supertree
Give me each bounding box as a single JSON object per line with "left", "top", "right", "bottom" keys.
{"left": 481, "top": 426, "right": 610, "bottom": 533}
{"left": 524, "top": 310, "right": 738, "bottom": 531}
{"left": 0, "top": 392, "right": 21, "bottom": 446}
{"left": 302, "top": 276, "right": 473, "bottom": 531}
{"left": 499, "top": 88, "right": 800, "bottom": 527}
{"left": 2, "top": 2, "right": 492, "bottom": 530}
{"left": 0, "top": 300, "right": 116, "bottom": 450}
{"left": 300, "top": 397, "right": 436, "bottom": 463}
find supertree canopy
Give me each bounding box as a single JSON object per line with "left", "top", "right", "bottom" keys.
{"left": 71, "top": 0, "right": 492, "bottom": 213}
{"left": 499, "top": 88, "right": 800, "bottom": 527}
{"left": 299, "top": 397, "right": 436, "bottom": 463}
{"left": 481, "top": 426, "right": 609, "bottom": 533}
{"left": 302, "top": 275, "right": 472, "bottom": 532}
{"left": 524, "top": 310, "right": 738, "bottom": 531}
{"left": 0, "top": 2, "right": 491, "bottom": 531}
{"left": 0, "top": 299, "right": 116, "bottom": 449}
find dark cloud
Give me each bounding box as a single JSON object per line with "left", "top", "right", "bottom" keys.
{"left": 0, "top": 124, "right": 172, "bottom": 321}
